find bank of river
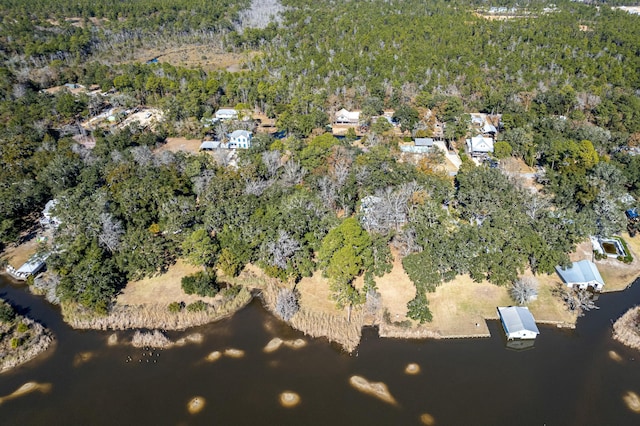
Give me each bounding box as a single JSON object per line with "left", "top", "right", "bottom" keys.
{"left": 1, "top": 275, "right": 640, "bottom": 425}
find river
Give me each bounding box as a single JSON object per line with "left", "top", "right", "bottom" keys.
{"left": 1, "top": 276, "right": 639, "bottom": 425}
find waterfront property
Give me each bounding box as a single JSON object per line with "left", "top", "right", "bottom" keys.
{"left": 556, "top": 260, "right": 605, "bottom": 292}
{"left": 497, "top": 306, "right": 540, "bottom": 340}
{"left": 6, "top": 253, "right": 48, "bottom": 281}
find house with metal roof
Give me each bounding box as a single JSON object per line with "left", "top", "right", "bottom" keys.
{"left": 466, "top": 135, "right": 494, "bottom": 156}
{"left": 228, "top": 130, "right": 252, "bottom": 149}
{"left": 497, "top": 306, "right": 540, "bottom": 340}
{"left": 334, "top": 108, "right": 361, "bottom": 125}
{"left": 40, "top": 199, "right": 60, "bottom": 228}
{"left": 555, "top": 259, "right": 605, "bottom": 292}
{"left": 214, "top": 108, "right": 238, "bottom": 121}
{"left": 199, "top": 141, "right": 224, "bottom": 151}
{"left": 6, "top": 253, "right": 49, "bottom": 281}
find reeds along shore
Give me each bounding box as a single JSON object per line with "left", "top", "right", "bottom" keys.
{"left": 259, "top": 280, "right": 363, "bottom": 353}
{"left": 612, "top": 306, "right": 640, "bottom": 351}
{"left": 0, "top": 318, "right": 53, "bottom": 374}
{"left": 62, "top": 287, "right": 252, "bottom": 331}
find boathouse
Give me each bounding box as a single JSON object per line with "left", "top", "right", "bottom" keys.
{"left": 497, "top": 306, "right": 540, "bottom": 340}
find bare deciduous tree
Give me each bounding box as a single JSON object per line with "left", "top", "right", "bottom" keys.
{"left": 266, "top": 230, "right": 300, "bottom": 269}
{"left": 98, "top": 213, "right": 124, "bottom": 253}
{"left": 555, "top": 286, "right": 599, "bottom": 317}
{"left": 317, "top": 176, "right": 337, "bottom": 210}
{"left": 281, "top": 159, "right": 306, "bottom": 187}
{"left": 262, "top": 150, "right": 282, "bottom": 178}
{"left": 275, "top": 287, "right": 299, "bottom": 322}
{"left": 511, "top": 276, "right": 539, "bottom": 305}
{"left": 131, "top": 145, "right": 154, "bottom": 167}
{"left": 245, "top": 178, "right": 273, "bottom": 196}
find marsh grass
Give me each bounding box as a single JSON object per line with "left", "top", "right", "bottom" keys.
{"left": 259, "top": 280, "right": 363, "bottom": 352}
{"left": 613, "top": 306, "right": 640, "bottom": 351}
{"left": 62, "top": 287, "right": 252, "bottom": 331}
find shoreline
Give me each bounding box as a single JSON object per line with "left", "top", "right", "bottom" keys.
{"left": 0, "top": 302, "right": 54, "bottom": 374}
{"left": 61, "top": 286, "right": 252, "bottom": 331}
{"left": 612, "top": 305, "right": 640, "bottom": 352}
{"left": 1, "top": 232, "right": 639, "bottom": 353}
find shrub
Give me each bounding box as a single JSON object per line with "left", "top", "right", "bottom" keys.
{"left": 221, "top": 285, "right": 241, "bottom": 301}
{"left": 407, "top": 293, "right": 433, "bottom": 323}
{"left": 0, "top": 301, "right": 16, "bottom": 323}
{"left": 168, "top": 302, "right": 183, "bottom": 313}
{"left": 16, "top": 321, "right": 29, "bottom": 333}
{"left": 181, "top": 271, "right": 219, "bottom": 297}
{"left": 186, "top": 301, "right": 207, "bottom": 312}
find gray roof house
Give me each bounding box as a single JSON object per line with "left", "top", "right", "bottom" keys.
{"left": 6, "top": 253, "right": 49, "bottom": 281}
{"left": 466, "top": 135, "right": 494, "bottom": 156}
{"left": 214, "top": 108, "right": 238, "bottom": 120}
{"left": 555, "top": 260, "right": 605, "bottom": 292}
{"left": 199, "top": 141, "right": 224, "bottom": 151}
{"left": 497, "top": 306, "right": 540, "bottom": 340}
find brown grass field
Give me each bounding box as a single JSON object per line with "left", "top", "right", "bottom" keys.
{"left": 120, "top": 45, "right": 258, "bottom": 73}
{"left": 155, "top": 137, "right": 203, "bottom": 155}
{"left": 117, "top": 259, "right": 211, "bottom": 306}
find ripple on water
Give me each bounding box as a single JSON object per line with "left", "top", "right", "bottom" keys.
{"left": 73, "top": 352, "right": 93, "bottom": 367}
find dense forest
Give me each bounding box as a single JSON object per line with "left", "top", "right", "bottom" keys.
{"left": 0, "top": 0, "right": 639, "bottom": 320}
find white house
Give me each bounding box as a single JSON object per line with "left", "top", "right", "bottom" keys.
{"left": 556, "top": 260, "right": 605, "bottom": 292}
{"left": 466, "top": 135, "right": 494, "bottom": 156}
{"left": 215, "top": 108, "right": 238, "bottom": 121}
{"left": 334, "top": 108, "right": 361, "bottom": 125}
{"left": 6, "top": 253, "right": 49, "bottom": 281}
{"left": 228, "top": 130, "right": 252, "bottom": 149}
{"left": 497, "top": 306, "right": 540, "bottom": 340}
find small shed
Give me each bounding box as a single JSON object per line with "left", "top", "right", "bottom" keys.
{"left": 199, "top": 141, "right": 223, "bottom": 151}
{"left": 497, "top": 306, "right": 540, "bottom": 340}
{"left": 556, "top": 260, "right": 605, "bottom": 292}
{"left": 414, "top": 137, "right": 434, "bottom": 148}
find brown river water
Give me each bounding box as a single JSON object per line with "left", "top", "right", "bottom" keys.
{"left": 1, "top": 276, "right": 640, "bottom": 425}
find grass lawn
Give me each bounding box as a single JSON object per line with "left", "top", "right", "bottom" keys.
{"left": 116, "top": 259, "right": 213, "bottom": 306}
{"left": 1, "top": 236, "right": 40, "bottom": 270}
